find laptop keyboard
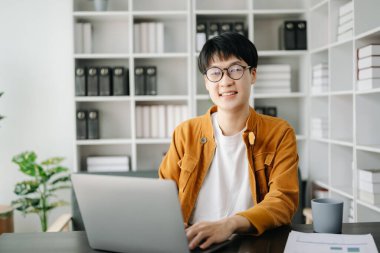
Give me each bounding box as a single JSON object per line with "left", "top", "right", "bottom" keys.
{"left": 190, "top": 240, "right": 231, "bottom": 253}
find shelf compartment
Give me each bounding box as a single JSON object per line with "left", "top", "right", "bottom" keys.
{"left": 354, "top": 0, "right": 380, "bottom": 36}
{"left": 356, "top": 93, "right": 380, "bottom": 147}
{"left": 254, "top": 97, "right": 305, "bottom": 135}
{"left": 134, "top": 58, "right": 188, "bottom": 96}
{"left": 195, "top": 0, "right": 249, "bottom": 11}
{"left": 257, "top": 55, "right": 308, "bottom": 93}
{"left": 74, "top": 0, "right": 128, "bottom": 12}
{"left": 76, "top": 101, "right": 131, "bottom": 139}
{"left": 254, "top": 13, "right": 306, "bottom": 51}
{"left": 74, "top": 17, "right": 130, "bottom": 54}
{"left": 309, "top": 141, "right": 329, "bottom": 185}
{"left": 134, "top": 95, "right": 188, "bottom": 102}
{"left": 309, "top": 2, "right": 328, "bottom": 50}
{"left": 330, "top": 41, "right": 354, "bottom": 92}
{"left": 330, "top": 95, "right": 353, "bottom": 142}
{"left": 133, "top": 0, "right": 187, "bottom": 11}
{"left": 76, "top": 144, "right": 132, "bottom": 172}
{"left": 330, "top": 145, "right": 353, "bottom": 196}
{"left": 136, "top": 143, "right": 169, "bottom": 171}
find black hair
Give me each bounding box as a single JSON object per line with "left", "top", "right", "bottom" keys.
{"left": 198, "top": 32, "right": 258, "bottom": 74}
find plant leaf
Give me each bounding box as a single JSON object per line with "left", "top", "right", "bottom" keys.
{"left": 45, "top": 166, "right": 69, "bottom": 181}
{"left": 11, "top": 198, "right": 40, "bottom": 215}
{"left": 14, "top": 180, "right": 39, "bottom": 195}
{"left": 12, "top": 151, "right": 47, "bottom": 178}
{"left": 50, "top": 175, "right": 71, "bottom": 185}
{"left": 48, "top": 185, "right": 71, "bottom": 192}
{"left": 46, "top": 200, "right": 68, "bottom": 211}
{"left": 41, "top": 157, "right": 65, "bottom": 166}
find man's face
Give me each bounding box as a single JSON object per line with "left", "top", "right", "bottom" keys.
{"left": 204, "top": 55, "right": 256, "bottom": 112}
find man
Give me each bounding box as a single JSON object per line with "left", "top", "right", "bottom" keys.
{"left": 159, "top": 32, "right": 299, "bottom": 250}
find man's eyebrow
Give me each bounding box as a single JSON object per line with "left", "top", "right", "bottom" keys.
{"left": 209, "top": 60, "right": 243, "bottom": 68}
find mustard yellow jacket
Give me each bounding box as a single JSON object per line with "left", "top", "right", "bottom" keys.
{"left": 159, "top": 105, "right": 299, "bottom": 235}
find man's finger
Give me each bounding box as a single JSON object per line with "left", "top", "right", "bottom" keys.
{"left": 189, "top": 231, "right": 207, "bottom": 250}
{"left": 200, "top": 237, "right": 214, "bottom": 250}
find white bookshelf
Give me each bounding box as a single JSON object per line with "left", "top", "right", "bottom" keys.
{"left": 72, "top": 0, "right": 380, "bottom": 221}
{"left": 308, "top": 0, "right": 380, "bottom": 222}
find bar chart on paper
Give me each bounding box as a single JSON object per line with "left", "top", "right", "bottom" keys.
{"left": 284, "top": 231, "right": 378, "bottom": 253}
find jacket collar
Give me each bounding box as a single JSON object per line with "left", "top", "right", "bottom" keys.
{"left": 200, "top": 105, "right": 258, "bottom": 140}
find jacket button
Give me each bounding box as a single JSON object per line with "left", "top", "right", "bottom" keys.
{"left": 200, "top": 137, "right": 207, "bottom": 144}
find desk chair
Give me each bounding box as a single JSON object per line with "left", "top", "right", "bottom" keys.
{"left": 47, "top": 170, "right": 159, "bottom": 232}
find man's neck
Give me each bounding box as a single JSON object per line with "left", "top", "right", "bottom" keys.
{"left": 216, "top": 106, "right": 250, "bottom": 136}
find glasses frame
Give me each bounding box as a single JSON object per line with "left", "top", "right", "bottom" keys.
{"left": 203, "top": 64, "right": 253, "bottom": 83}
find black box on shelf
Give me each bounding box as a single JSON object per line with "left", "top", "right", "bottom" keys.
{"left": 208, "top": 22, "right": 220, "bottom": 39}
{"left": 99, "top": 67, "right": 111, "bottom": 96}
{"left": 220, "top": 22, "right": 233, "bottom": 34}
{"left": 76, "top": 110, "right": 87, "bottom": 140}
{"left": 279, "top": 21, "right": 296, "bottom": 50}
{"left": 75, "top": 67, "right": 86, "bottom": 96}
{"left": 265, "top": 107, "right": 277, "bottom": 117}
{"left": 87, "top": 110, "right": 99, "bottom": 139}
{"left": 134, "top": 66, "right": 145, "bottom": 95}
{"left": 145, "top": 66, "right": 157, "bottom": 96}
{"left": 254, "top": 107, "right": 265, "bottom": 115}
{"left": 196, "top": 22, "right": 207, "bottom": 52}
{"left": 112, "top": 67, "right": 129, "bottom": 96}
{"left": 234, "top": 22, "right": 245, "bottom": 36}
{"left": 295, "top": 21, "right": 307, "bottom": 50}
{"left": 87, "top": 67, "right": 99, "bottom": 96}
{"left": 279, "top": 20, "right": 307, "bottom": 50}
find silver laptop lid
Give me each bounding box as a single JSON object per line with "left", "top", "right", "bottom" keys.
{"left": 72, "top": 174, "right": 190, "bottom": 253}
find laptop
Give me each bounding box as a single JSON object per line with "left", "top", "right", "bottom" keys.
{"left": 71, "top": 174, "right": 232, "bottom": 253}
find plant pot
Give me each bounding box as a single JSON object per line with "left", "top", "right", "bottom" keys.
{"left": 0, "top": 205, "right": 14, "bottom": 234}
{"left": 94, "top": 0, "right": 108, "bottom": 11}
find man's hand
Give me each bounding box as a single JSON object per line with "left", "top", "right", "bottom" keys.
{"left": 185, "top": 215, "right": 251, "bottom": 250}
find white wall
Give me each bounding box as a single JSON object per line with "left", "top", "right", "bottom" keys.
{"left": 0, "top": 0, "right": 74, "bottom": 232}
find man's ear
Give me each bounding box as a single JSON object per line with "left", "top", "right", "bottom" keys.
{"left": 251, "top": 68, "right": 256, "bottom": 85}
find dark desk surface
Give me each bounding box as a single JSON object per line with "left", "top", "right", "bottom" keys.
{"left": 1, "top": 223, "right": 379, "bottom": 253}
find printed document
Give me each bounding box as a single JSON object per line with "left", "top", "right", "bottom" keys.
{"left": 284, "top": 231, "right": 378, "bottom": 253}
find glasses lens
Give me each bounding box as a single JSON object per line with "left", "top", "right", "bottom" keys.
{"left": 228, "top": 65, "right": 244, "bottom": 80}
{"left": 206, "top": 67, "right": 223, "bottom": 82}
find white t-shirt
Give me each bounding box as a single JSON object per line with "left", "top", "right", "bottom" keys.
{"left": 189, "top": 112, "right": 253, "bottom": 224}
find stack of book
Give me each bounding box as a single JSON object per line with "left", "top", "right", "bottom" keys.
{"left": 357, "top": 44, "right": 380, "bottom": 91}
{"left": 134, "top": 22, "right": 164, "bottom": 54}
{"left": 135, "top": 104, "right": 188, "bottom": 138}
{"left": 196, "top": 21, "right": 246, "bottom": 52}
{"left": 311, "top": 63, "right": 328, "bottom": 94}
{"left": 74, "top": 22, "right": 92, "bottom": 54}
{"left": 310, "top": 117, "right": 328, "bottom": 138}
{"left": 337, "top": 1, "right": 353, "bottom": 42}
{"left": 86, "top": 156, "right": 130, "bottom": 172}
{"left": 358, "top": 168, "right": 380, "bottom": 205}
{"left": 255, "top": 64, "right": 291, "bottom": 94}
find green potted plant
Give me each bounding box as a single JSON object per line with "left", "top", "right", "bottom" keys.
{"left": 11, "top": 151, "right": 71, "bottom": 232}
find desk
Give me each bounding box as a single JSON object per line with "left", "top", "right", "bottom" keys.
{"left": 1, "top": 223, "right": 379, "bottom": 253}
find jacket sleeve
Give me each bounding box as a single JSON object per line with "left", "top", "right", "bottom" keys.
{"left": 237, "top": 126, "right": 299, "bottom": 235}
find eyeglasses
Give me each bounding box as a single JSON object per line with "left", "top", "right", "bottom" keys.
{"left": 204, "top": 64, "right": 252, "bottom": 83}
